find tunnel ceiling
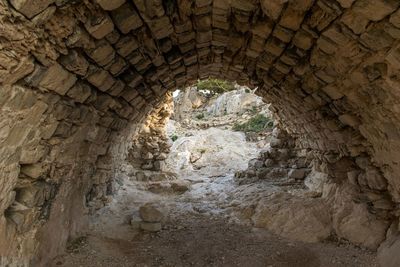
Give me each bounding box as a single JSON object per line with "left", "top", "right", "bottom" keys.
{"left": 2, "top": 0, "right": 400, "bottom": 265}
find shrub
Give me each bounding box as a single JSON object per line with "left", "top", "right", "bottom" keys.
{"left": 170, "top": 134, "right": 178, "bottom": 142}
{"left": 196, "top": 78, "right": 235, "bottom": 96}
{"left": 233, "top": 114, "right": 274, "bottom": 132}
{"left": 196, "top": 113, "right": 205, "bottom": 120}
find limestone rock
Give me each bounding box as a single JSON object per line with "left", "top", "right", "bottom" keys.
{"left": 38, "top": 64, "right": 77, "bottom": 95}
{"left": 140, "top": 222, "right": 162, "bottom": 232}
{"left": 139, "top": 203, "right": 164, "bottom": 222}
{"left": 378, "top": 235, "right": 400, "bottom": 267}
{"left": 96, "top": 0, "right": 125, "bottom": 11}
{"left": 170, "top": 180, "right": 190, "bottom": 193}
{"left": 252, "top": 193, "right": 332, "bottom": 243}
{"left": 10, "top": 0, "right": 55, "bottom": 19}
{"left": 332, "top": 183, "right": 389, "bottom": 249}
{"left": 288, "top": 168, "right": 307, "bottom": 180}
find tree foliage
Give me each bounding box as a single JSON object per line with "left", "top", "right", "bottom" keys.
{"left": 196, "top": 78, "right": 235, "bottom": 96}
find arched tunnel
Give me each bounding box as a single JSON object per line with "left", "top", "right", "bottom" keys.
{"left": 1, "top": 0, "right": 400, "bottom": 266}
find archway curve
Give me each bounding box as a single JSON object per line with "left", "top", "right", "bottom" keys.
{"left": 0, "top": 0, "right": 400, "bottom": 265}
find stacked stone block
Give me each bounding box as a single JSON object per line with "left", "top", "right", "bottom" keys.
{"left": 1, "top": 0, "right": 400, "bottom": 265}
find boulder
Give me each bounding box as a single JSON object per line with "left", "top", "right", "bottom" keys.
{"left": 288, "top": 168, "right": 307, "bottom": 180}
{"left": 170, "top": 180, "right": 190, "bottom": 193}
{"left": 252, "top": 192, "right": 332, "bottom": 243}
{"left": 140, "top": 222, "right": 162, "bottom": 232}
{"left": 331, "top": 183, "right": 389, "bottom": 249}
{"left": 139, "top": 203, "right": 164, "bottom": 222}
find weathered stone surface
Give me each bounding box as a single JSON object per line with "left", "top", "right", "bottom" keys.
{"left": 140, "top": 222, "right": 162, "bottom": 232}
{"left": 59, "top": 50, "right": 89, "bottom": 76}
{"left": 170, "top": 180, "right": 190, "bottom": 193}
{"left": 260, "top": 0, "right": 287, "bottom": 21}
{"left": 2, "top": 0, "right": 400, "bottom": 265}
{"left": 332, "top": 184, "right": 389, "bottom": 249}
{"left": 85, "top": 14, "right": 114, "bottom": 39}
{"left": 38, "top": 64, "right": 77, "bottom": 95}
{"left": 378, "top": 236, "right": 400, "bottom": 267}
{"left": 139, "top": 203, "right": 164, "bottom": 222}
{"left": 10, "top": 0, "right": 54, "bottom": 19}
{"left": 96, "top": 0, "right": 125, "bottom": 11}
{"left": 253, "top": 193, "right": 332, "bottom": 243}
{"left": 288, "top": 168, "right": 307, "bottom": 179}
{"left": 352, "top": 0, "right": 399, "bottom": 22}
{"left": 111, "top": 3, "right": 143, "bottom": 34}
{"left": 66, "top": 81, "right": 92, "bottom": 103}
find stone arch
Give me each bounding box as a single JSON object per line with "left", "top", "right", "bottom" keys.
{"left": 1, "top": 0, "right": 400, "bottom": 265}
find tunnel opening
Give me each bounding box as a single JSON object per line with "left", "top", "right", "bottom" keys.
{"left": 0, "top": 0, "right": 400, "bottom": 266}
{"left": 57, "top": 81, "right": 375, "bottom": 266}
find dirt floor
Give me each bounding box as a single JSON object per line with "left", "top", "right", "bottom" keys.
{"left": 51, "top": 122, "right": 378, "bottom": 267}
{"left": 53, "top": 211, "right": 377, "bottom": 267}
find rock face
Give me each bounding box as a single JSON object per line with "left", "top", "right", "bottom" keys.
{"left": 252, "top": 192, "right": 332, "bottom": 243}
{"left": 378, "top": 235, "right": 400, "bottom": 267}
{"left": 1, "top": 0, "right": 400, "bottom": 265}
{"left": 165, "top": 127, "right": 259, "bottom": 178}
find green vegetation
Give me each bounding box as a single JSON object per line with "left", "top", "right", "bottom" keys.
{"left": 196, "top": 78, "right": 235, "bottom": 96}
{"left": 196, "top": 113, "right": 205, "bottom": 120}
{"left": 170, "top": 134, "right": 178, "bottom": 142}
{"left": 233, "top": 114, "right": 274, "bottom": 133}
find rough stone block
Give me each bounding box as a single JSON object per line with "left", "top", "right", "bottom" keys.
{"left": 96, "top": 0, "right": 125, "bottom": 10}
{"left": 20, "top": 164, "right": 48, "bottom": 179}
{"left": 279, "top": 0, "right": 313, "bottom": 31}
{"left": 147, "top": 16, "right": 174, "bottom": 39}
{"left": 140, "top": 222, "right": 162, "bottom": 232}
{"left": 336, "top": 0, "right": 355, "bottom": 8}
{"left": 292, "top": 30, "right": 314, "bottom": 50}
{"left": 66, "top": 81, "right": 92, "bottom": 103}
{"left": 338, "top": 114, "right": 361, "bottom": 128}
{"left": 66, "top": 26, "right": 95, "bottom": 49}
{"left": 133, "top": 0, "right": 165, "bottom": 19}
{"left": 20, "top": 145, "right": 46, "bottom": 165}
{"left": 107, "top": 56, "right": 127, "bottom": 76}
{"left": 111, "top": 3, "right": 143, "bottom": 34}
{"left": 108, "top": 80, "right": 125, "bottom": 96}
{"left": 115, "top": 36, "right": 139, "bottom": 57}
{"left": 288, "top": 168, "right": 307, "bottom": 179}
{"left": 390, "top": 10, "right": 400, "bottom": 28}
{"left": 85, "top": 40, "right": 115, "bottom": 67}
{"left": 106, "top": 30, "right": 120, "bottom": 44}
{"left": 9, "top": 0, "right": 55, "bottom": 19}
{"left": 59, "top": 50, "right": 89, "bottom": 76}
{"left": 86, "top": 67, "right": 115, "bottom": 92}
{"left": 0, "top": 56, "right": 34, "bottom": 85}
{"left": 38, "top": 63, "right": 77, "bottom": 95}
{"left": 139, "top": 203, "right": 164, "bottom": 222}
{"left": 378, "top": 236, "right": 400, "bottom": 267}
{"left": 260, "top": 0, "right": 287, "bottom": 21}
{"left": 365, "top": 167, "right": 388, "bottom": 191}
{"left": 352, "top": 0, "right": 399, "bottom": 22}
{"left": 85, "top": 14, "right": 114, "bottom": 39}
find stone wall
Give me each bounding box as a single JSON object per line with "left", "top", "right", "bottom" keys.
{"left": 0, "top": 0, "right": 400, "bottom": 265}
{"left": 127, "top": 93, "right": 174, "bottom": 180}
